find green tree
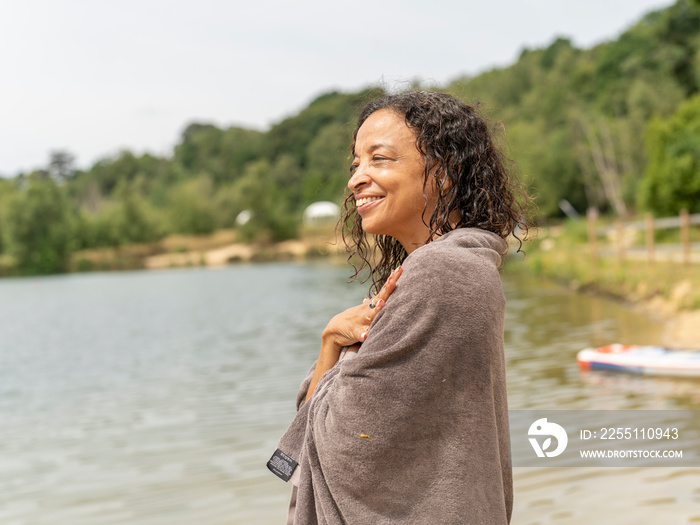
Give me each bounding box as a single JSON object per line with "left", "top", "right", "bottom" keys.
{"left": 48, "top": 150, "right": 76, "bottom": 181}
{"left": 268, "top": 154, "right": 304, "bottom": 210}
{"left": 219, "top": 127, "right": 265, "bottom": 181}
{"left": 167, "top": 175, "right": 217, "bottom": 235}
{"left": 88, "top": 151, "right": 142, "bottom": 195}
{"left": 303, "top": 122, "right": 352, "bottom": 205}
{"left": 4, "top": 175, "right": 74, "bottom": 274}
{"left": 113, "top": 180, "right": 162, "bottom": 244}
{"left": 264, "top": 88, "right": 384, "bottom": 164}
{"left": 0, "top": 178, "right": 18, "bottom": 256}
{"left": 638, "top": 93, "right": 700, "bottom": 215}
{"left": 230, "top": 160, "right": 299, "bottom": 241}
{"left": 174, "top": 123, "right": 223, "bottom": 178}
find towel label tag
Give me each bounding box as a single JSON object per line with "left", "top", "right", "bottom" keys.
{"left": 267, "top": 449, "right": 298, "bottom": 482}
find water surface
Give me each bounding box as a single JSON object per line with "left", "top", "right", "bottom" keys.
{"left": 0, "top": 263, "right": 698, "bottom": 524}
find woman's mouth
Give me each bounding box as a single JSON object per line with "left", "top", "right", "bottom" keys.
{"left": 355, "top": 196, "right": 384, "bottom": 212}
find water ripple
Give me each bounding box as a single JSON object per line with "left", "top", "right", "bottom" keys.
{"left": 0, "top": 264, "right": 698, "bottom": 523}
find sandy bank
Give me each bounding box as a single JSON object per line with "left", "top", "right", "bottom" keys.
{"left": 144, "top": 238, "right": 344, "bottom": 270}
{"left": 636, "top": 281, "right": 700, "bottom": 350}
{"left": 69, "top": 227, "right": 345, "bottom": 272}
{"left": 658, "top": 310, "right": 700, "bottom": 350}
{"left": 519, "top": 232, "right": 700, "bottom": 351}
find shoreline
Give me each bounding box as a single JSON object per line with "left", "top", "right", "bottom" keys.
{"left": 65, "top": 227, "right": 345, "bottom": 274}
{"left": 510, "top": 246, "right": 700, "bottom": 350}
{"left": 9, "top": 227, "right": 700, "bottom": 349}
{"left": 649, "top": 304, "right": 700, "bottom": 350}
{"left": 141, "top": 237, "right": 345, "bottom": 270}
{"left": 615, "top": 288, "right": 700, "bottom": 349}
{"left": 523, "top": 271, "right": 700, "bottom": 350}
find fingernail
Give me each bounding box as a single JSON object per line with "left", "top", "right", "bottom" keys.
{"left": 360, "top": 332, "right": 368, "bottom": 341}
{"left": 377, "top": 299, "right": 384, "bottom": 308}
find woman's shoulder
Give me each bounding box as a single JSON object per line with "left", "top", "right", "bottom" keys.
{"left": 383, "top": 228, "right": 505, "bottom": 321}
{"left": 405, "top": 228, "right": 507, "bottom": 272}
{"left": 391, "top": 228, "right": 506, "bottom": 305}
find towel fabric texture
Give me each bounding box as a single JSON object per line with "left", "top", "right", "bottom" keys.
{"left": 271, "top": 228, "right": 513, "bottom": 524}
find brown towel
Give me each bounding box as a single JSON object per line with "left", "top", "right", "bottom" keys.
{"left": 270, "top": 228, "right": 513, "bottom": 524}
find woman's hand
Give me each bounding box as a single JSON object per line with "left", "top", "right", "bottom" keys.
{"left": 305, "top": 266, "right": 402, "bottom": 401}
{"left": 322, "top": 266, "right": 402, "bottom": 349}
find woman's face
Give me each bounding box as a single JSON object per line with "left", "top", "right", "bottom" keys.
{"left": 349, "top": 109, "right": 436, "bottom": 253}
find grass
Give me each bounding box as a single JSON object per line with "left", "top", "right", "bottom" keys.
{"left": 512, "top": 220, "right": 700, "bottom": 312}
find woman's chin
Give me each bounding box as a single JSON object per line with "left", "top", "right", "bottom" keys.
{"left": 360, "top": 223, "right": 386, "bottom": 236}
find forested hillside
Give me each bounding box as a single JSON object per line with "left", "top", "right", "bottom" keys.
{"left": 1, "top": 0, "right": 699, "bottom": 275}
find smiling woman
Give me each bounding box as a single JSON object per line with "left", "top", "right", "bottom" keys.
{"left": 343, "top": 91, "right": 527, "bottom": 295}
{"left": 269, "top": 91, "right": 529, "bottom": 525}
{"left": 349, "top": 109, "right": 436, "bottom": 252}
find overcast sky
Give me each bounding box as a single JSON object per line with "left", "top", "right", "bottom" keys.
{"left": 0, "top": 0, "right": 675, "bottom": 176}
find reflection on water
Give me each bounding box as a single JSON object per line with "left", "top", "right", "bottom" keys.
{"left": 502, "top": 275, "right": 700, "bottom": 524}
{"left": 503, "top": 276, "right": 700, "bottom": 411}
{"left": 0, "top": 263, "right": 698, "bottom": 524}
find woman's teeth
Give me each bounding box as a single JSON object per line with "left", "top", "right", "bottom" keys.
{"left": 355, "top": 196, "right": 382, "bottom": 207}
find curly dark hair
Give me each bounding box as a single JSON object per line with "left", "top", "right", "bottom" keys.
{"left": 340, "top": 90, "right": 529, "bottom": 295}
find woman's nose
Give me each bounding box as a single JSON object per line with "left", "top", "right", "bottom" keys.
{"left": 348, "top": 166, "right": 369, "bottom": 191}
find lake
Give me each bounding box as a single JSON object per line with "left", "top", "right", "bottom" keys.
{"left": 0, "top": 262, "right": 698, "bottom": 524}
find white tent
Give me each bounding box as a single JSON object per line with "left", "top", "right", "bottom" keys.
{"left": 235, "top": 210, "right": 252, "bottom": 226}
{"left": 303, "top": 201, "right": 340, "bottom": 225}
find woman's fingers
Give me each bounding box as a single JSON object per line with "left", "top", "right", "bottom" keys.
{"left": 323, "top": 266, "right": 402, "bottom": 349}
{"left": 365, "top": 266, "right": 402, "bottom": 313}
{"left": 362, "top": 267, "right": 402, "bottom": 328}
{"left": 375, "top": 266, "right": 402, "bottom": 303}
